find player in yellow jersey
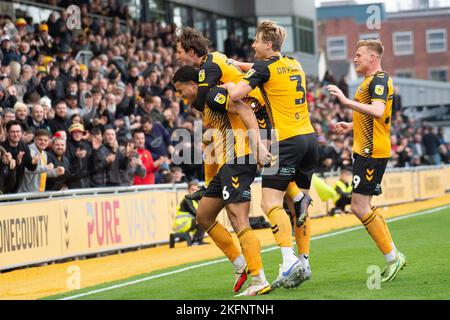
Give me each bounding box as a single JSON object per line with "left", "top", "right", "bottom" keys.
{"left": 327, "top": 39, "right": 406, "bottom": 282}
{"left": 173, "top": 66, "right": 272, "bottom": 296}
{"left": 226, "top": 20, "right": 318, "bottom": 289}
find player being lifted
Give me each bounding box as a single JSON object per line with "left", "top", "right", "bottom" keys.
{"left": 226, "top": 20, "right": 318, "bottom": 289}
{"left": 327, "top": 39, "right": 406, "bottom": 282}
{"left": 173, "top": 66, "right": 272, "bottom": 296}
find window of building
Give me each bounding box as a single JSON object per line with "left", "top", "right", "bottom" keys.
{"left": 216, "top": 18, "right": 228, "bottom": 52}
{"left": 426, "top": 29, "right": 447, "bottom": 53}
{"left": 294, "top": 17, "right": 315, "bottom": 55}
{"left": 429, "top": 67, "right": 448, "bottom": 82}
{"left": 395, "top": 70, "right": 414, "bottom": 78}
{"left": 393, "top": 32, "right": 414, "bottom": 56}
{"left": 326, "top": 36, "right": 347, "bottom": 60}
{"left": 359, "top": 33, "right": 379, "bottom": 40}
{"left": 173, "top": 5, "right": 190, "bottom": 27}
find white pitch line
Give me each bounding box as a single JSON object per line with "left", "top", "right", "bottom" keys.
{"left": 60, "top": 204, "right": 450, "bottom": 300}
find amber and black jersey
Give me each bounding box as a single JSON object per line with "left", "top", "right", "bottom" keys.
{"left": 197, "top": 52, "right": 266, "bottom": 115}
{"left": 353, "top": 71, "right": 393, "bottom": 158}
{"left": 195, "top": 52, "right": 266, "bottom": 167}
{"left": 241, "top": 53, "right": 315, "bottom": 142}
{"left": 195, "top": 86, "right": 250, "bottom": 168}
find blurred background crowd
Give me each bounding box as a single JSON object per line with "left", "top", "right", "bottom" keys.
{"left": 0, "top": 4, "right": 448, "bottom": 194}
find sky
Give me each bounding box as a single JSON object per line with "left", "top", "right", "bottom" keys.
{"left": 315, "top": 0, "right": 450, "bottom": 12}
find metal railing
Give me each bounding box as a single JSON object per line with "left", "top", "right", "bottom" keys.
{"left": 1, "top": 164, "right": 448, "bottom": 203}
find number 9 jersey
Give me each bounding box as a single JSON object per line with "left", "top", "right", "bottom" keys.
{"left": 241, "top": 53, "right": 314, "bottom": 142}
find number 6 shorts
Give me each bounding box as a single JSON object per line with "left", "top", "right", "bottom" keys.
{"left": 204, "top": 155, "right": 257, "bottom": 205}
{"left": 352, "top": 153, "right": 389, "bottom": 196}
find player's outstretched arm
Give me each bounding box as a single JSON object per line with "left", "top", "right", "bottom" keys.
{"left": 327, "top": 85, "right": 385, "bottom": 119}
{"left": 228, "top": 59, "right": 254, "bottom": 72}
{"left": 227, "top": 81, "right": 253, "bottom": 102}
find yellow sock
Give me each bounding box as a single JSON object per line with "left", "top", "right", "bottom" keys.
{"left": 294, "top": 216, "right": 311, "bottom": 256}
{"left": 361, "top": 210, "right": 393, "bottom": 255}
{"left": 206, "top": 221, "right": 240, "bottom": 262}
{"left": 286, "top": 182, "right": 301, "bottom": 200}
{"left": 237, "top": 228, "right": 263, "bottom": 276}
{"left": 267, "top": 205, "right": 293, "bottom": 247}
{"left": 373, "top": 207, "right": 393, "bottom": 242}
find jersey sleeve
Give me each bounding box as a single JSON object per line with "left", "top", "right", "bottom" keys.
{"left": 205, "top": 86, "right": 228, "bottom": 113}
{"left": 241, "top": 60, "right": 270, "bottom": 89}
{"left": 369, "top": 73, "right": 389, "bottom": 104}
{"left": 198, "top": 60, "right": 222, "bottom": 88}
{"left": 195, "top": 59, "right": 223, "bottom": 111}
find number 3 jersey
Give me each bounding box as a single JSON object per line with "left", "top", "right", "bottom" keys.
{"left": 353, "top": 71, "right": 393, "bottom": 159}
{"left": 241, "top": 53, "right": 315, "bottom": 141}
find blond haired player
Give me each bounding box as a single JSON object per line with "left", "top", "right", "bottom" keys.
{"left": 227, "top": 20, "right": 318, "bottom": 289}
{"left": 327, "top": 39, "right": 406, "bottom": 282}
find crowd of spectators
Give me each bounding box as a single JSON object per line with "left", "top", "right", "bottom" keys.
{"left": 0, "top": 6, "right": 449, "bottom": 195}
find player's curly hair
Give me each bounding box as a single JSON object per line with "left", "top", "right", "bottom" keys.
{"left": 176, "top": 27, "right": 209, "bottom": 57}
{"left": 256, "top": 20, "right": 286, "bottom": 51}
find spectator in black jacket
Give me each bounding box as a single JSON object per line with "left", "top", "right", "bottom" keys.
{"left": 1, "top": 36, "right": 20, "bottom": 66}
{"left": 0, "top": 144, "right": 17, "bottom": 194}
{"left": 66, "top": 123, "right": 92, "bottom": 188}
{"left": 43, "top": 65, "right": 65, "bottom": 102}
{"left": 89, "top": 128, "right": 109, "bottom": 187}
{"left": 0, "top": 120, "right": 38, "bottom": 193}
{"left": 46, "top": 137, "right": 71, "bottom": 191}
{"left": 49, "top": 100, "right": 70, "bottom": 134}
{"left": 422, "top": 126, "right": 443, "bottom": 165}
{"left": 103, "top": 126, "right": 131, "bottom": 186}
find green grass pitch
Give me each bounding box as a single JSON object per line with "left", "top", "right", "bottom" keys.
{"left": 46, "top": 206, "right": 450, "bottom": 300}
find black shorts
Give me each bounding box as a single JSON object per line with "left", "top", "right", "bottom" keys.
{"left": 262, "top": 133, "right": 319, "bottom": 191}
{"left": 204, "top": 156, "right": 257, "bottom": 205}
{"left": 352, "top": 154, "right": 388, "bottom": 196}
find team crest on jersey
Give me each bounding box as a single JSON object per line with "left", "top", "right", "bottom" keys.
{"left": 214, "top": 93, "right": 226, "bottom": 104}
{"left": 245, "top": 69, "right": 256, "bottom": 78}
{"left": 199, "top": 69, "right": 205, "bottom": 82}
{"left": 375, "top": 85, "right": 384, "bottom": 95}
